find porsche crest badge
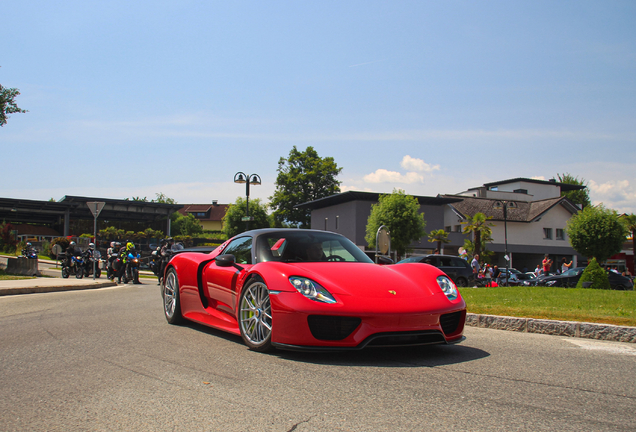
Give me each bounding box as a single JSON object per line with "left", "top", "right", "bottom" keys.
{"left": 388, "top": 290, "right": 397, "bottom": 295}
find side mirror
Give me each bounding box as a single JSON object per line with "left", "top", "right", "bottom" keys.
{"left": 215, "top": 254, "right": 236, "bottom": 267}
{"left": 377, "top": 255, "right": 394, "bottom": 265}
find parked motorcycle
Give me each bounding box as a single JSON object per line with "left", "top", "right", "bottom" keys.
{"left": 122, "top": 250, "right": 141, "bottom": 284}
{"left": 82, "top": 249, "right": 102, "bottom": 278}
{"left": 21, "top": 243, "right": 38, "bottom": 259}
{"left": 61, "top": 255, "right": 85, "bottom": 279}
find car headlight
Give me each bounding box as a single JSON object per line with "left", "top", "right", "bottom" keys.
{"left": 437, "top": 276, "right": 458, "bottom": 300}
{"left": 289, "top": 277, "right": 336, "bottom": 304}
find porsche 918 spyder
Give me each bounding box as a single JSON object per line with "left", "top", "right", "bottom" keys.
{"left": 161, "top": 228, "right": 466, "bottom": 352}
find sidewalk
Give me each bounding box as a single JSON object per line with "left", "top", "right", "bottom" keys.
{"left": 0, "top": 277, "right": 118, "bottom": 296}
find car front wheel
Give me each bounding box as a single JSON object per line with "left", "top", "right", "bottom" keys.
{"left": 162, "top": 268, "right": 183, "bottom": 324}
{"left": 239, "top": 278, "right": 273, "bottom": 352}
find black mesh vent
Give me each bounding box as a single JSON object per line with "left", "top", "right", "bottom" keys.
{"left": 440, "top": 311, "right": 462, "bottom": 335}
{"left": 307, "top": 315, "right": 361, "bottom": 341}
{"left": 364, "top": 331, "right": 446, "bottom": 347}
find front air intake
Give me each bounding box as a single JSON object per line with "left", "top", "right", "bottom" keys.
{"left": 440, "top": 311, "right": 463, "bottom": 335}
{"left": 307, "top": 315, "right": 361, "bottom": 341}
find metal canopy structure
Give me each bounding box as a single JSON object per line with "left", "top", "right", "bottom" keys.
{"left": 0, "top": 196, "right": 183, "bottom": 236}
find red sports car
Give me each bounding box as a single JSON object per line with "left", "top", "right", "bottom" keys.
{"left": 161, "top": 228, "right": 466, "bottom": 352}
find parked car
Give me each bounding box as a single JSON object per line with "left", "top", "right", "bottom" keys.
{"left": 536, "top": 267, "right": 633, "bottom": 290}
{"left": 496, "top": 268, "right": 537, "bottom": 286}
{"left": 162, "top": 229, "right": 467, "bottom": 352}
{"left": 397, "top": 254, "right": 474, "bottom": 287}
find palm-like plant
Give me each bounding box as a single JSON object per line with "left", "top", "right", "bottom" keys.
{"left": 620, "top": 213, "right": 636, "bottom": 264}
{"left": 461, "top": 212, "right": 494, "bottom": 258}
{"left": 428, "top": 229, "right": 450, "bottom": 252}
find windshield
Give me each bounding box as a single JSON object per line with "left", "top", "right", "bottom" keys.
{"left": 255, "top": 231, "right": 373, "bottom": 263}
{"left": 563, "top": 268, "right": 582, "bottom": 276}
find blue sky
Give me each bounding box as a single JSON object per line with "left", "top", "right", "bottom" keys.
{"left": 2, "top": 1, "right": 635, "bottom": 212}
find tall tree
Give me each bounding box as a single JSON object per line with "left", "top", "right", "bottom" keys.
{"left": 557, "top": 173, "right": 591, "bottom": 208}
{"left": 154, "top": 193, "right": 177, "bottom": 204}
{"left": 566, "top": 204, "right": 626, "bottom": 263}
{"left": 461, "top": 212, "right": 494, "bottom": 258}
{"left": 270, "top": 146, "right": 342, "bottom": 228}
{"left": 0, "top": 84, "right": 28, "bottom": 127}
{"left": 365, "top": 190, "right": 426, "bottom": 259}
{"left": 620, "top": 214, "right": 636, "bottom": 265}
{"left": 428, "top": 229, "right": 449, "bottom": 252}
{"left": 171, "top": 213, "right": 204, "bottom": 237}
{"left": 222, "top": 197, "right": 271, "bottom": 238}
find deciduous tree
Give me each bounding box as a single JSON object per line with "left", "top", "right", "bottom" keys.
{"left": 365, "top": 190, "right": 426, "bottom": 259}
{"left": 270, "top": 146, "right": 342, "bottom": 228}
{"left": 222, "top": 197, "right": 270, "bottom": 238}
{"left": 566, "top": 204, "right": 626, "bottom": 263}
{"left": 0, "top": 84, "right": 28, "bottom": 127}
{"left": 557, "top": 173, "right": 591, "bottom": 208}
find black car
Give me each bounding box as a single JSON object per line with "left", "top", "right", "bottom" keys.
{"left": 537, "top": 267, "right": 633, "bottom": 290}
{"left": 397, "top": 254, "right": 474, "bottom": 287}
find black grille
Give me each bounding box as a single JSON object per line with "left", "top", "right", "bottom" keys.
{"left": 440, "top": 311, "right": 463, "bottom": 335}
{"left": 364, "top": 331, "right": 446, "bottom": 347}
{"left": 307, "top": 315, "right": 361, "bottom": 341}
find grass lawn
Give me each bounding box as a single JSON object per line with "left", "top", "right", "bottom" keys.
{"left": 460, "top": 286, "right": 636, "bottom": 327}
{"left": 0, "top": 269, "right": 35, "bottom": 281}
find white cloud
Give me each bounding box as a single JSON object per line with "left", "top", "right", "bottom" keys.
{"left": 589, "top": 179, "right": 636, "bottom": 213}
{"left": 400, "top": 155, "right": 441, "bottom": 173}
{"left": 363, "top": 169, "right": 424, "bottom": 184}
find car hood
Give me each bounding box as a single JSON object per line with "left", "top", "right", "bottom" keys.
{"left": 280, "top": 262, "right": 446, "bottom": 299}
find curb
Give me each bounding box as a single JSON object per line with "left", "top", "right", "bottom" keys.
{"left": 466, "top": 313, "right": 636, "bottom": 344}
{"left": 0, "top": 281, "right": 118, "bottom": 296}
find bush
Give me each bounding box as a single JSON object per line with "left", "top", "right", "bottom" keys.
{"left": 577, "top": 258, "right": 611, "bottom": 290}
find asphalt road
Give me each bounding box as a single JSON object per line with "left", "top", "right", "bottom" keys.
{"left": 1, "top": 285, "right": 634, "bottom": 432}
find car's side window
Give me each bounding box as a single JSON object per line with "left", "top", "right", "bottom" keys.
{"left": 222, "top": 237, "right": 252, "bottom": 264}
{"left": 439, "top": 257, "right": 453, "bottom": 267}
{"left": 451, "top": 258, "right": 469, "bottom": 268}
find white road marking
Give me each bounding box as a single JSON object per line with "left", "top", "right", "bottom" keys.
{"left": 564, "top": 338, "right": 636, "bottom": 356}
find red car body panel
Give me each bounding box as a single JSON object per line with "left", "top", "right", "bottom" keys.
{"left": 164, "top": 229, "right": 466, "bottom": 350}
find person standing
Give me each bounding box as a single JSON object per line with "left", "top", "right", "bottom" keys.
{"left": 471, "top": 254, "right": 481, "bottom": 280}
{"left": 542, "top": 254, "right": 553, "bottom": 275}
{"left": 561, "top": 257, "right": 573, "bottom": 273}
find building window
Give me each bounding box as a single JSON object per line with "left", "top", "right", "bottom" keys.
{"left": 556, "top": 229, "right": 565, "bottom": 240}
{"left": 444, "top": 226, "right": 451, "bottom": 232}
{"left": 454, "top": 225, "right": 462, "bottom": 232}
{"left": 543, "top": 228, "right": 553, "bottom": 240}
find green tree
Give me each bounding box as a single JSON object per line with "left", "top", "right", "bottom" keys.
{"left": 270, "top": 146, "right": 342, "bottom": 228}
{"left": 461, "top": 212, "right": 494, "bottom": 258}
{"left": 577, "top": 258, "right": 611, "bottom": 290}
{"left": 428, "top": 229, "right": 449, "bottom": 252}
{"left": 566, "top": 204, "right": 627, "bottom": 263}
{"left": 154, "top": 193, "right": 177, "bottom": 204}
{"left": 222, "top": 197, "right": 271, "bottom": 238}
{"left": 620, "top": 213, "right": 636, "bottom": 264}
{"left": 0, "top": 84, "right": 28, "bottom": 127}
{"left": 365, "top": 190, "right": 426, "bottom": 259}
{"left": 172, "top": 213, "right": 204, "bottom": 237}
{"left": 557, "top": 173, "right": 591, "bottom": 209}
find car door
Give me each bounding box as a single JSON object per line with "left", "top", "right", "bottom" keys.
{"left": 204, "top": 236, "right": 253, "bottom": 315}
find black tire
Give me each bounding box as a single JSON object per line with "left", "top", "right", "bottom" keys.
{"left": 76, "top": 267, "right": 83, "bottom": 279}
{"left": 162, "top": 268, "right": 183, "bottom": 324}
{"left": 95, "top": 267, "right": 101, "bottom": 278}
{"left": 614, "top": 284, "right": 626, "bottom": 291}
{"left": 133, "top": 268, "right": 139, "bottom": 284}
{"left": 456, "top": 277, "right": 468, "bottom": 287}
{"left": 61, "top": 267, "right": 69, "bottom": 279}
{"left": 238, "top": 277, "right": 273, "bottom": 352}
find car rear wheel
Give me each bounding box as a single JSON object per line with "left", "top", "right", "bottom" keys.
{"left": 456, "top": 277, "right": 467, "bottom": 287}
{"left": 163, "top": 268, "right": 183, "bottom": 324}
{"left": 239, "top": 278, "right": 273, "bottom": 352}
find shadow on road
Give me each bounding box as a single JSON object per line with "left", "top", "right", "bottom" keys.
{"left": 184, "top": 320, "right": 489, "bottom": 367}
{"left": 274, "top": 343, "right": 490, "bottom": 368}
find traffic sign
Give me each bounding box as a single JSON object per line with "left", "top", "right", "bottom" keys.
{"left": 87, "top": 202, "right": 106, "bottom": 218}
{"left": 241, "top": 216, "right": 254, "bottom": 222}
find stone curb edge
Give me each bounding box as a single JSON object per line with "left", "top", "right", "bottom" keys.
{"left": 466, "top": 313, "right": 636, "bottom": 344}
{"left": 0, "top": 282, "right": 118, "bottom": 297}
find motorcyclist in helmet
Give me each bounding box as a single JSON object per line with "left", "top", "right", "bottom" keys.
{"left": 158, "top": 238, "right": 175, "bottom": 285}
{"left": 64, "top": 241, "right": 78, "bottom": 268}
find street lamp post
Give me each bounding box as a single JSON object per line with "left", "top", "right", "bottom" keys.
{"left": 493, "top": 200, "right": 517, "bottom": 287}
{"left": 234, "top": 172, "right": 261, "bottom": 231}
